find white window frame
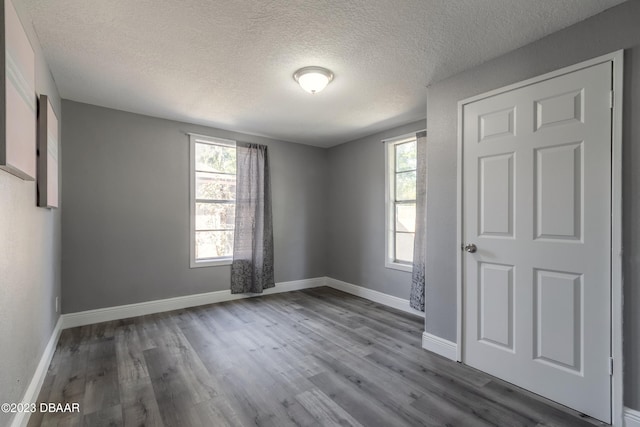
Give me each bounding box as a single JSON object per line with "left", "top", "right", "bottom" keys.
{"left": 189, "top": 133, "right": 236, "bottom": 268}
{"left": 384, "top": 133, "right": 418, "bottom": 272}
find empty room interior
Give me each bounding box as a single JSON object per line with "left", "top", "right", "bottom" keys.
{"left": 1, "top": 0, "right": 639, "bottom": 426}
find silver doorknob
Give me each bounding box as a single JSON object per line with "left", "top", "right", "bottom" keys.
{"left": 464, "top": 243, "right": 477, "bottom": 253}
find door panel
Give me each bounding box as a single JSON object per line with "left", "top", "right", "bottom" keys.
{"left": 534, "top": 142, "right": 582, "bottom": 240}
{"left": 533, "top": 269, "right": 582, "bottom": 372}
{"left": 479, "top": 107, "right": 516, "bottom": 141}
{"left": 479, "top": 153, "right": 515, "bottom": 237}
{"left": 462, "top": 62, "right": 612, "bottom": 422}
{"left": 534, "top": 89, "right": 583, "bottom": 130}
{"left": 478, "top": 262, "right": 514, "bottom": 351}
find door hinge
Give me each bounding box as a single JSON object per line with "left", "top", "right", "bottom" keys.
{"left": 609, "top": 90, "right": 614, "bottom": 109}
{"left": 609, "top": 357, "right": 614, "bottom": 376}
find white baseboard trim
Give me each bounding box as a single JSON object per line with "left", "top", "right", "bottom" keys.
{"left": 62, "top": 277, "right": 325, "bottom": 329}
{"left": 11, "top": 316, "right": 63, "bottom": 427}
{"left": 626, "top": 407, "right": 640, "bottom": 427}
{"left": 324, "top": 277, "right": 424, "bottom": 317}
{"left": 422, "top": 331, "right": 458, "bottom": 361}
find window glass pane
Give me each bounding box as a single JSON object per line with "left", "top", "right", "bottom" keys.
{"left": 196, "top": 172, "right": 236, "bottom": 200}
{"left": 395, "top": 140, "right": 416, "bottom": 172}
{"left": 195, "top": 230, "right": 234, "bottom": 259}
{"left": 195, "top": 143, "right": 236, "bottom": 174}
{"left": 396, "top": 203, "right": 416, "bottom": 232}
{"left": 195, "top": 202, "right": 235, "bottom": 230}
{"left": 395, "top": 232, "right": 415, "bottom": 263}
{"left": 395, "top": 171, "right": 416, "bottom": 201}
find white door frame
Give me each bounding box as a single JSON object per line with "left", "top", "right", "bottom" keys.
{"left": 455, "top": 50, "right": 624, "bottom": 426}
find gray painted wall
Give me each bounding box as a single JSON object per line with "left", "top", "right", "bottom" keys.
{"left": 0, "top": 1, "right": 61, "bottom": 425}
{"left": 326, "top": 120, "right": 426, "bottom": 300}
{"left": 10, "top": 0, "right": 638, "bottom": 417}
{"left": 424, "top": 0, "right": 640, "bottom": 409}
{"left": 61, "top": 101, "right": 327, "bottom": 313}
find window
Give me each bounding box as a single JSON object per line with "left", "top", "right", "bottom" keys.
{"left": 385, "top": 135, "right": 417, "bottom": 272}
{"left": 189, "top": 134, "right": 236, "bottom": 267}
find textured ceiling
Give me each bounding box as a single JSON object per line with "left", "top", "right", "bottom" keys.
{"left": 20, "top": 0, "right": 625, "bottom": 147}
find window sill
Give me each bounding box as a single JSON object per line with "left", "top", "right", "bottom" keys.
{"left": 190, "top": 258, "right": 232, "bottom": 268}
{"left": 385, "top": 261, "right": 413, "bottom": 273}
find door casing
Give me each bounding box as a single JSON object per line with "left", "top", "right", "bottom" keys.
{"left": 455, "top": 50, "right": 624, "bottom": 426}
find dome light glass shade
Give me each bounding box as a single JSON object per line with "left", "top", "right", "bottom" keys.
{"left": 293, "top": 66, "right": 334, "bottom": 94}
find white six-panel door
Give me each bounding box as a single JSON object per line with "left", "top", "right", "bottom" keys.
{"left": 462, "top": 62, "right": 612, "bottom": 422}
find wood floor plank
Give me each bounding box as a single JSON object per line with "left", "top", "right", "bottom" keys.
{"left": 295, "top": 389, "right": 363, "bottom": 427}
{"left": 366, "top": 337, "right": 493, "bottom": 389}
{"left": 143, "top": 349, "right": 209, "bottom": 427}
{"left": 214, "top": 352, "right": 311, "bottom": 427}
{"left": 314, "top": 350, "right": 424, "bottom": 407}
{"left": 235, "top": 327, "right": 317, "bottom": 395}
{"left": 255, "top": 306, "right": 428, "bottom": 411}
{"left": 219, "top": 333, "right": 318, "bottom": 427}
{"left": 83, "top": 338, "right": 120, "bottom": 415}
{"left": 410, "top": 392, "right": 495, "bottom": 427}
{"left": 202, "top": 302, "right": 253, "bottom": 332}
{"left": 142, "top": 335, "right": 217, "bottom": 405}
{"left": 132, "top": 316, "right": 162, "bottom": 351}
{"left": 310, "top": 352, "right": 434, "bottom": 427}
{"left": 255, "top": 322, "right": 327, "bottom": 379}
{"left": 45, "top": 326, "right": 91, "bottom": 374}
{"left": 82, "top": 404, "right": 123, "bottom": 427}
{"left": 270, "top": 305, "right": 374, "bottom": 357}
{"left": 365, "top": 349, "right": 557, "bottom": 427}
{"left": 26, "top": 373, "right": 56, "bottom": 427}
{"left": 119, "top": 377, "right": 165, "bottom": 427}
{"left": 40, "top": 411, "right": 83, "bottom": 427}
{"left": 36, "top": 334, "right": 90, "bottom": 426}
{"left": 115, "top": 323, "right": 150, "bottom": 384}
{"left": 481, "top": 380, "right": 602, "bottom": 427}
{"left": 303, "top": 287, "right": 422, "bottom": 330}
{"left": 307, "top": 371, "right": 414, "bottom": 427}
{"left": 191, "top": 396, "right": 248, "bottom": 427}
{"left": 32, "top": 287, "right": 604, "bottom": 427}
{"left": 181, "top": 311, "right": 316, "bottom": 427}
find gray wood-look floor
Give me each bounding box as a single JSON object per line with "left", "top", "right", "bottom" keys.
{"left": 28, "top": 287, "right": 604, "bottom": 427}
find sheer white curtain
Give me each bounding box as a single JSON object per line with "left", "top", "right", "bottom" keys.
{"left": 230, "top": 143, "right": 275, "bottom": 294}
{"left": 410, "top": 131, "right": 427, "bottom": 311}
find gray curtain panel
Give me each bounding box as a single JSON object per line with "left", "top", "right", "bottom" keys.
{"left": 231, "top": 143, "right": 275, "bottom": 294}
{"left": 410, "top": 131, "right": 427, "bottom": 311}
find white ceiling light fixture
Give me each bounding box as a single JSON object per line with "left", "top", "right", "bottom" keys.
{"left": 293, "top": 66, "right": 334, "bottom": 94}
